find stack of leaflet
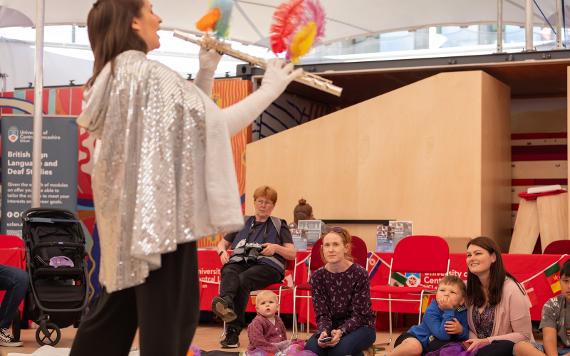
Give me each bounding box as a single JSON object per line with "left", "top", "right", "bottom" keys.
{"left": 297, "top": 220, "right": 325, "bottom": 248}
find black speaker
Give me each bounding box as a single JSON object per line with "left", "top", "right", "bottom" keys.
{"left": 236, "top": 63, "right": 252, "bottom": 76}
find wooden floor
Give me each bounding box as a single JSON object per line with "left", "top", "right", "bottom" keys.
{"left": 0, "top": 323, "right": 399, "bottom": 355}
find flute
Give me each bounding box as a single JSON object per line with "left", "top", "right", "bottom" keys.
{"left": 173, "top": 30, "right": 343, "bottom": 97}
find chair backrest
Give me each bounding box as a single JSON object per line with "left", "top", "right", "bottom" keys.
{"left": 392, "top": 235, "right": 449, "bottom": 273}
{"left": 309, "top": 235, "right": 368, "bottom": 271}
{"left": 285, "top": 257, "right": 296, "bottom": 272}
{"left": 543, "top": 240, "right": 570, "bottom": 254}
{"left": 0, "top": 235, "right": 25, "bottom": 249}
{"left": 350, "top": 235, "right": 368, "bottom": 268}
{"left": 309, "top": 238, "right": 325, "bottom": 272}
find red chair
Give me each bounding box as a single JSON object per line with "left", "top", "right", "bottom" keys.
{"left": 259, "top": 257, "right": 297, "bottom": 316}
{"left": 292, "top": 238, "right": 324, "bottom": 338}
{"left": 0, "top": 235, "right": 25, "bottom": 249}
{"left": 350, "top": 235, "right": 368, "bottom": 268}
{"left": 0, "top": 235, "right": 26, "bottom": 340}
{"left": 370, "top": 235, "right": 450, "bottom": 344}
{"left": 543, "top": 240, "right": 570, "bottom": 254}
{"left": 291, "top": 235, "right": 368, "bottom": 338}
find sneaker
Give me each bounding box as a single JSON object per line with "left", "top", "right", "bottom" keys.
{"left": 220, "top": 327, "right": 240, "bottom": 348}
{"left": 212, "top": 296, "right": 237, "bottom": 322}
{"left": 0, "top": 328, "right": 22, "bottom": 347}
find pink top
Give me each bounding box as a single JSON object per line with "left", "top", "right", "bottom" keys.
{"left": 247, "top": 315, "right": 287, "bottom": 353}
{"left": 467, "top": 278, "right": 534, "bottom": 344}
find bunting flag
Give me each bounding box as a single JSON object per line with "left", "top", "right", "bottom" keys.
{"left": 421, "top": 295, "right": 433, "bottom": 313}
{"left": 405, "top": 273, "right": 421, "bottom": 287}
{"left": 544, "top": 262, "right": 561, "bottom": 293}
{"left": 521, "top": 255, "right": 568, "bottom": 308}
{"left": 367, "top": 252, "right": 380, "bottom": 276}
{"left": 391, "top": 272, "right": 408, "bottom": 286}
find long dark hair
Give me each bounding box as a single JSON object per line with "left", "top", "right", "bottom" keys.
{"left": 86, "top": 0, "right": 148, "bottom": 87}
{"left": 466, "top": 236, "right": 522, "bottom": 307}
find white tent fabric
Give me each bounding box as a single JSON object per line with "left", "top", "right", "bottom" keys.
{"left": 0, "top": 0, "right": 568, "bottom": 47}
{"left": 0, "top": 39, "right": 93, "bottom": 89}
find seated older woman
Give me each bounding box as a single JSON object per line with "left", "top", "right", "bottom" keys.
{"left": 213, "top": 185, "right": 296, "bottom": 349}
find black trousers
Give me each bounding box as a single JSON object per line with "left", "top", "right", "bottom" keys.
{"left": 475, "top": 340, "right": 515, "bottom": 355}
{"left": 70, "top": 241, "right": 199, "bottom": 356}
{"left": 219, "top": 262, "right": 282, "bottom": 331}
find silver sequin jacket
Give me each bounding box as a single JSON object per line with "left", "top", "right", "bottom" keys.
{"left": 77, "top": 50, "right": 262, "bottom": 292}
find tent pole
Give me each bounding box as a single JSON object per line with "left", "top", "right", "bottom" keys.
{"left": 496, "top": 0, "right": 504, "bottom": 53}
{"left": 556, "top": 0, "right": 564, "bottom": 49}
{"left": 525, "top": 0, "right": 534, "bottom": 51}
{"left": 31, "top": 0, "right": 45, "bottom": 208}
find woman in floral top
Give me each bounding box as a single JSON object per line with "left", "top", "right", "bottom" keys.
{"left": 464, "top": 236, "right": 533, "bottom": 355}
{"left": 304, "top": 227, "right": 376, "bottom": 356}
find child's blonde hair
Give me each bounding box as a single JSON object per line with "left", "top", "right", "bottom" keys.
{"left": 255, "top": 290, "right": 278, "bottom": 306}
{"left": 439, "top": 275, "right": 467, "bottom": 297}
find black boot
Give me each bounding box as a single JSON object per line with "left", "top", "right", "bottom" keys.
{"left": 220, "top": 326, "right": 240, "bottom": 348}
{"left": 212, "top": 296, "right": 237, "bottom": 323}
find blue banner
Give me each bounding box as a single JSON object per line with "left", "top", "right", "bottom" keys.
{"left": 1, "top": 116, "right": 78, "bottom": 235}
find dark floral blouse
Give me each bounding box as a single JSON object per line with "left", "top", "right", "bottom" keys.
{"left": 472, "top": 304, "right": 496, "bottom": 338}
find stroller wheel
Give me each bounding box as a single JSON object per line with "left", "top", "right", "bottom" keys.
{"left": 35, "top": 322, "right": 61, "bottom": 346}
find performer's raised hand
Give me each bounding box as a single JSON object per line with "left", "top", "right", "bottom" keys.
{"left": 198, "top": 47, "right": 222, "bottom": 74}
{"left": 259, "top": 59, "right": 303, "bottom": 97}
{"left": 194, "top": 47, "right": 222, "bottom": 95}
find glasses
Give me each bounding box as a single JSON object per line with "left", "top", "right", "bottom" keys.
{"left": 255, "top": 199, "right": 274, "bottom": 206}
{"left": 327, "top": 226, "right": 346, "bottom": 234}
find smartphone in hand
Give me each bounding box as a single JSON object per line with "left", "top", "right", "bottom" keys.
{"left": 319, "top": 336, "right": 333, "bottom": 343}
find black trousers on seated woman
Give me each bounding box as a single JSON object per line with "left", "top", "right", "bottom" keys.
{"left": 473, "top": 340, "right": 514, "bottom": 355}
{"left": 427, "top": 339, "right": 514, "bottom": 356}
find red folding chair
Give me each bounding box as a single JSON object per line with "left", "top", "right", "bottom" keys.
{"left": 370, "top": 235, "right": 449, "bottom": 344}
{"left": 292, "top": 238, "right": 324, "bottom": 338}
{"left": 350, "top": 235, "right": 368, "bottom": 268}
{"left": 257, "top": 257, "right": 297, "bottom": 316}
{"left": 543, "top": 240, "right": 570, "bottom": 254}
{"left": 0, "top": 235, "right": 26, "bottom": 340}
{"left": 291, "top": 235, "right": 368, "bottom": 339}
{"left": 0, "top": 235, "right": 25, "bottom": 249}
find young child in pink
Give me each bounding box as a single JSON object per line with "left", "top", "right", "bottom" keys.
{"left": 247, "top": 290, "right": 290, "bottom": 355}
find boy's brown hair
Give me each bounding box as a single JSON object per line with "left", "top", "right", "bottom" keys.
{"left": 562, "top": 260, "right": 570, "bottom": 278}
{"left": 255, "top": 290, "right": 278, "bottom": 306}
{"left": 439, "top": 275, "right": 467, "bottom": 297}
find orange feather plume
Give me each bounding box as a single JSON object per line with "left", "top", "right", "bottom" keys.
{"left": 196, "top": 8, "right": 221, "bottom": 32}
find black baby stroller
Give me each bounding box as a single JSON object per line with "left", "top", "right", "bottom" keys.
{"left": 21, "top": 208, "right": 89, "bottom": 346}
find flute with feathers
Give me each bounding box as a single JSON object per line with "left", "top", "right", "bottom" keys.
{"left": 173, "top": 30, "right": 342, "bottom": 97}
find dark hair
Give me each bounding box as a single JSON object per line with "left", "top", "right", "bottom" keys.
{"left": 86, "top": 0, "right": 148, "bottom": 87}
{"left": 562, "top": 260, "right": 570, "bottom": 278}
{"left": 293, "top": 198, "right": 313, "bottom": 224}
{"left": 439, "top": 275, "right": 467, "bottom": 298}
{"left": 466, "top": 236, "right": 522, "bottom": 307}
{"left": 321, "top": 226, "right": 353, "bottom": 262}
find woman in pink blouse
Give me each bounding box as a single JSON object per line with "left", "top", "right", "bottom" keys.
{"left": 464, "top": 236, "right": 534, "bottom": 355}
